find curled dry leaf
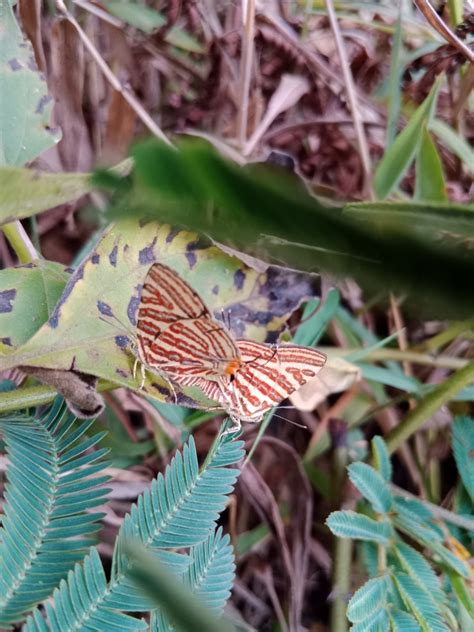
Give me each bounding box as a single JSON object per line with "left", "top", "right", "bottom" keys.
{"left": 289, "top": 356, "right": 361, "bottom": 411}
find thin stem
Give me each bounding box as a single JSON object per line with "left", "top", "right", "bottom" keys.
{"left": 386, "top": 359, "right": 474, "bottom": 454}
{"left": 391, "top": 484, "right": 474, "bottom": 531}
{"left": 2, "top": 221, "right": 39, "bottom": 263}
{"left": 317, "top": 346, "right": 468, "bottom": 370}
{"left": 55, "top": 0, "right": 173, "bottom": 146}
{"left": 377, "top": 539, "right": 387, "bottom": 574}
{"left": 237, "top": 0, "right": 256, "bottom": 148}
{"left": 324, "top": 0, "right": 373, "bottom": 198}
{"left": 0, "top": 384, "right": 57, "bottom": 413}
{"left": 330, "top": 536, "right": 352, "bottom": 632}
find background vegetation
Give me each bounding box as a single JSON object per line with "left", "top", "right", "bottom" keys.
{"left": 0, "top": 1, "right": 472, "bottom": 631}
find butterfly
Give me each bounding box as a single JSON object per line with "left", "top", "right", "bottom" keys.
{"left": 136, "top": 263, "right": 326, "bottom": 427}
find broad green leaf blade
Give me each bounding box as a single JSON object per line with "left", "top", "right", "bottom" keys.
{"left": 0, "top": 221, "right": 315, "bottom": 409}
{"left": 326, "top": 510, "right": 393, "bottom": 544}
{"left": 347, "top": 462, "right": 393, "bottom": 513}
{"left": 101, "top": 138, "right": 474, "bottom": 317}
{"left": 347, "top": 576, "right": 388, "bottom": 623}
{"left": 0, "top": 167, "right": 91, "bottom": 225}
{"left": 371, "top": 436, "right": 393, "bottom": 482}
{"left": 345, "top": 201, "right": 474, "bottom": 239}
{"left": 293, "top": 288, "right": 339, "bottom": 347}
{"left": 452, "top": 416, "right": 474, "bottom": 501}
{"left": 0, "top": 2, "right": 60, "bottom": 165}
{"left": 431, "top": 119, "right": 474, "bottom": 172}
{"left": 0, "top": 260, "right": 70, "bottom": 352}
{"left": 414, "top": 129, "right": 447, "bottom": 202}
{"left": 374, "top": 77, "right": 442, "bottom": 199}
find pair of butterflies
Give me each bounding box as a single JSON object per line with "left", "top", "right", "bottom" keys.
{"left": 135, "top": 263, "right": 326, "bottom": 427}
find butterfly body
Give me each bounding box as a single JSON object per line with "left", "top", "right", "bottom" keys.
{"left": 136, "top": 263, "right": 326, "bottom": 427}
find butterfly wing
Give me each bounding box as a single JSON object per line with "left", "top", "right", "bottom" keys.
{"left": 230, "top": 340, "right": 326, "bottom": 420}
{"left": 181, "top": 341, "right": 326, "bottom": 422}
{"left": 137, "top": 263, "right": 240, "bottom": 377}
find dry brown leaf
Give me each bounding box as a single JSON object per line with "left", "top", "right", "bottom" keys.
{"left": 244, "top": 74, "right": 309, "bottom": 156}
{"left": 290, "top": 356, "right": 361, "bottom": 411}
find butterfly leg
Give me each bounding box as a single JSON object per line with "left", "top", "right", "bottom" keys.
{"left": 222, "top": 415, "right": 241, "bottom": 435}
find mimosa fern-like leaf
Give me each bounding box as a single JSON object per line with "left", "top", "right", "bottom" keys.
{"left": 0, "top": 398, "right": 109, "bottom": 627}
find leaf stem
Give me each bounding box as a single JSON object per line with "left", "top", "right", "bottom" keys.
{"left": 386, "top": 360, "right": 474, "bottom": 454}
{"left": 2, "top": 221, "right": 39, "bottom": 263}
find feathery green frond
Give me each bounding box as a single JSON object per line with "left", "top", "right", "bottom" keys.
{"left": 452, "top": 416, "right": 474, "bottom": 501}
{"left": 394, "top": 543, "right": 444, "bottom": 602}
{"left": 0, "top": 398, "right": 109, "bottom": 626}
{"left": 347, "top": 462, "right": 393, "bottom": 513}
{"left": 25, "top": 430, "right": 244, "bottom": 629}
{"left": 350, "top": 607, "right": 390, "bottom": 631}
{"left": 347, "top": 575, "right": 388, "bottom": 623}
{"left": 184, "top": 527, "right": 235, "bottom": 615}
{"left": 326, "top": 510, "right": 393, "bottom": 544}
{"left": 390, "top": 609, "right": 423, "bottom": 631}
{"left": 149, "top": 527, "right": 235, "bottom": 631}
{"left": 393, "top": 573, "right": 449, "bottom": 632}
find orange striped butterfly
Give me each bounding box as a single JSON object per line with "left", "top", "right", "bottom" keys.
{"left": 136, "top": 263, "right": 326, "bottom": 427}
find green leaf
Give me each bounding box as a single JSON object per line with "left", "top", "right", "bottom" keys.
{"left": 345, "top": 200, "right": 474, "bottom": 240}
{"left": 293, "top": 288, "right": 339, "bottom": 347}
{"left": 103, "top": 1, "right": 166, "bottom": 31}
{"left": 387, "top": 360, "right": 474, "bottom": 454}
{"left": 350, "top": 608, "right": 390, "bottom": 632}
{"left": 326, "top": 510, "right": 393, "bottom": 544}
{"left": 446, "top": 569, "right": 474, "bottom": 619}
{"left": 0, "top": 221, "right": 314, "bottom": 411}
{"left": 393, "top": 573, "right": 449, "bottom": 632}
{"left": 385, "top": 10, "right": 403, "bottom": 147}
{"left": 0, "top": 167, "right": 92, "bottom": 225}
{"left": 103, "top": 1, "right": 203, "bottom": 53}
{"left": 374, "top": 77, "right": 442, "bottom": 199}
{"left": 390, "top": 609, "right": 423, "bottom": 631}
{"left": 371, "top": 436, "right": 393, "bottom": 482}
{"left": 394, "top": 542, "right": 443, "bottom": 602}
{"left": 431, "top": 119, "right": 474, "bottom": 172}
{"left": 358, "top": 363, "right": 422, "bottom": 393}
{"left": 0, "top": 398, "right": 109, "bottom": 626}
{"left": 0, "top": 260, "right": 70, "bottom": 352}
{"left": 100, "top": 138, "right": 474, "bottom": 317}
{"left": 347, "top": 462, "right": 393, "bottom": 513}
{"left": 24, "top": 548, "right": 146, "bottom": 632}
{"left": 0, "top": 3, "right": 60, "bottom": 165}
{"left": 347, "top": 576, "right": 388, "bottom": 623}
{"left": 452, "top": 416, "right": 474, "bottom": 501}
{"left": 25, "top": 429, "right": 243, "bottom": 629}
{"left": 415, "top": 129, "right": 447, "bottom": 202}
{"left": 128, "top": 540, "right": 234, "bottom": 632}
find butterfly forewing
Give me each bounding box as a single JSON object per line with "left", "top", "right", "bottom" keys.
{"left": 137, "top": 263, "right": 240, "bottom": 377}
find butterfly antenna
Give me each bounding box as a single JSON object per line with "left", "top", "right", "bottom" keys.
{"left": 271, "top": 410, "right": 308, "bottom": 429}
